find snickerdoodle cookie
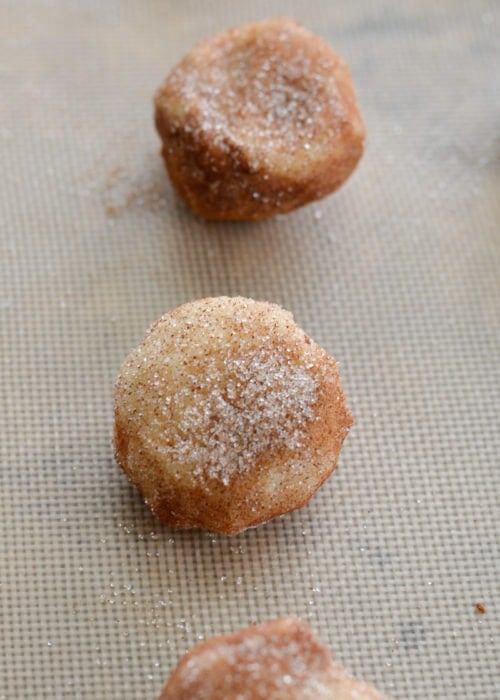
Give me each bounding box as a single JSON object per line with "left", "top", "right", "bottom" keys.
{"left": 158, "top": 618, "right": 388, "bottom": 699}
{"left": 154, "top": 18, "right": 365, "bottom": 220}
{"left": 114, "top": 297, "right": 352, "bottom": 534}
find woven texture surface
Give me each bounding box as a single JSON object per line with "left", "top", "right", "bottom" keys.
{"left": 1, "top": 1, "right": 499, "bottom": 698}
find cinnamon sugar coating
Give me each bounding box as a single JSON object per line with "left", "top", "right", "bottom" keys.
{"left": 154, "top": 17, "right": 365, "bottom": 220}
{"left": 158, "top": 618, "right": 389, "bottom": 699}
{"left": 114, "top": 297, "right": 352, "bottom": 535}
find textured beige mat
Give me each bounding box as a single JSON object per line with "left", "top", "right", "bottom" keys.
{"left": 1, "top": 1, "right": 499, "bottom": 698}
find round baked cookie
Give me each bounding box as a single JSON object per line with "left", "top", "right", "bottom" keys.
{"left": 154, "top": 17, "right": 365, "bottom": 220}
{"left": 158, "top": 618, "right": 389, "bottom": 699}
{"left": 114, "top": 297, "right": 352, "bottom": 535}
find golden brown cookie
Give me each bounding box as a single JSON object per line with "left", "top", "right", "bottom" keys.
{"left": 154, "top": 17, "right": 365, "bottom": 220}
{"left": 114, "top": 297, "right": 352, "bottom": 534}
{"left": 158, "top": 618, "right": 389, "bottom": 699}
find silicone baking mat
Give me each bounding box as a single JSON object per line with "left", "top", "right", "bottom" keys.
{"left": 1, "top": 1, "right": 499, "bottom": 698}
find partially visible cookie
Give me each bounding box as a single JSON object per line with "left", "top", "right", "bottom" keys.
{"left": 158, "top": 618, "right": 389, "bottom": 699}
{"left": 154, "top": 17, "right": 365, "bottom": 220}
{"left": 114, "top": 297, "right": 352, "bottom": 535}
